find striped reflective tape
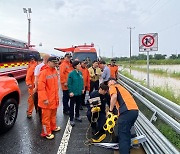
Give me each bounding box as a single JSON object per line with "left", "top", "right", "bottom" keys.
{"left": 0, "top": 62, "right": 29, "bottom": 68}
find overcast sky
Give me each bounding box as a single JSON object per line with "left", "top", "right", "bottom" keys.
{"left": 0, "top": 0, "right": 180, "bottom": 57}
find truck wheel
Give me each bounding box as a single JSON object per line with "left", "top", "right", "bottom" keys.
{"left": 0, "top": 98, "right": 18, "bottom": 133}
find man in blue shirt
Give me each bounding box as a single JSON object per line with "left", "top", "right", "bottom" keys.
{"left": 99, "top": 60, "right": 110, "bottom": 82}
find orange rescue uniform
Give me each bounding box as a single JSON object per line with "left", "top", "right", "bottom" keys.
{"left": 60, "top": 60, "right": 73, "bottom": 90}
{"left": 108, "top": 64, "right": 118, "bottom": 79}
{"left": 109, "top": 84, "right": 138, "bottom": 115}
{"left": 38, "top": 66, "right": 59, "bottom": 136}
{"left": 25, "top": 62, "right": 37, "bottom": 115}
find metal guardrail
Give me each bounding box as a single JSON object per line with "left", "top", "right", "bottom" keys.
{"left": 117, "top": 73, "right": 180, "bottom": 154}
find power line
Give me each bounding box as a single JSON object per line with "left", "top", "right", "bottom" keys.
{"left": 140, "top": 0, "right": 170, "bottom": 24}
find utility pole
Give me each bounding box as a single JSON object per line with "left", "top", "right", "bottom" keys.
{"left": 23, "top": 8, "right": 32, "bottom": 47}
{"left": 112, "top": 46, "right": 114, "bottom": 58}
{"left": 127, "top": 27, "right": 135, "bottom": 72}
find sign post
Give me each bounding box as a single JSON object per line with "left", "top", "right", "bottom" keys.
{"left": 139, "top": 33, "right": 158, "bottom": 88}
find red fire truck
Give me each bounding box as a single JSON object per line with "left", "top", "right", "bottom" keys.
{"left": 54, "top": 43, "right": 98, "bottom": 62}
{"left": 0, "top": 34, "right": 40, "bottom": 79}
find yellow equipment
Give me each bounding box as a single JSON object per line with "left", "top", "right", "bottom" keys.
{"left": 91, "top": 106, "right": 101, "bottom": 112}
{"left": 103, "top": 112, "right": 118, "bottom": 134}
{"left": 91, "top": 133, "right": 106, "bottom": 143}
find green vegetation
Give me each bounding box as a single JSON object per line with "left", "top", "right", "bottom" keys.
{"left": 120, "top": 70, "right": 180, "bottom": 149}
{"left": 151, "top": 86, "right": 180, "bottom": 105}
{"left": 154, "top": 119, "right": 180, "bottom": 149}
{"left": 102, "top": 53, "right": 180, "bottom": 65}
{"left": 117, "top": 59, "right": 180, "bottom": 65}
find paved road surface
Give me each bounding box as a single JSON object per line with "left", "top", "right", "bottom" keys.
{"left": 0, "top": 79, "right": 145, "bottom": 154}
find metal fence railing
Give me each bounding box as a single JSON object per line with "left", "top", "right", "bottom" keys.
{"left": 117, "top": 73, "right": 180, "bottom": 154}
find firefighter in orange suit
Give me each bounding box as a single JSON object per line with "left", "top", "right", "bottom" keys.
{"left": 27, "top": 56, "right": 37, "bottom": 70}
{"left": 108, "top": 59, "right": 118, "bottom": 79}
{"left": 79, "top": 60, "right": 90, "bottom": 107}
{"left": 38, "top": 57, "right": 61, "bottom": 140}
{"left": 25, "top": 57, "right": 38, "bottom": 118}
{"left": 60, "top": 53, "right": 73, "bottom": 115}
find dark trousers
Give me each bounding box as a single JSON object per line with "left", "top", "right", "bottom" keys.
{"left": 62, "top": 90, "right": 70, "bottom": 112}
{"left": 87, "top": 110, "right": 106, "bottom": 133}
{"left": 69, "top": 95, "right": 81, "bottom": 121}
{"left": 81, "top": 92, "right": 86, "bottom": 106}
{"left": 33, "top": 92, "right": 42, "bottom": 121}
{"left": 118, "top": 110, "right": 138, "bottom": 154}
{"left": 90, "top": 80, "right": 99, "bottom": 94}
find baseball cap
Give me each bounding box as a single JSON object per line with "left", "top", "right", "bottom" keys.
{"left": 111, "top": 58, "right": 116, "bottom": 61}
{"left": 64, "top": 53, "right": 72, "bottom": 57}
{"left": 47, "top": 56, "right": 59, "bottom": 63}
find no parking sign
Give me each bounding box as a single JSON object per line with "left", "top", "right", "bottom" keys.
{"left": 139, "top": 33, "right": 158, "bottom": 52}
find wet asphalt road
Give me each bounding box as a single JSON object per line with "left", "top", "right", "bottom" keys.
{"left": 0, "top": 78, "right": 69, "bottom": 154}
{"left": 0, "top": 79, "right": 115, "bottom": 154}
{"left": 0, "top": 79, "right": 145, "bottom": 154}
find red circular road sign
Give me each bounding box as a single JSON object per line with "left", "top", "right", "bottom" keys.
{"left": 142, "top": 35, "right": 154, "bottom": 47}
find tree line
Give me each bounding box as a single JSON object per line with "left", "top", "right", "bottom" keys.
{"left": 102, "top": 54, "right": 180, "bottom": 61}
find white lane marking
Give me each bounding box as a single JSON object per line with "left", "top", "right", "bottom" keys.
{"left": 57, "top": 118, "right": 72, "bottom": 154}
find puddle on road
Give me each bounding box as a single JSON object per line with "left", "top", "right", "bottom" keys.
{"left": 123, "top": 69, "right": 180, "bottom": 97}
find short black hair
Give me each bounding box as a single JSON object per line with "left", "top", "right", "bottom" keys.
{"left": 93, "top": 60, "right": 98, "bottom": 63}
{"left": 99, "top": 82, "right": 109, "bottom": 91}
{"left": 72, "top": 60, "right": 80, "bottom": 68}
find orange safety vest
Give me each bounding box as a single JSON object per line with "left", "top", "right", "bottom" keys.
{"left": 109, "top": 84, "right": 138, "bottom": 115}
{"left": 38, "top": 66, "right": 59, "bottom": 109}
{"left": 79, "top": 66, "right": 90, "bottom": 91}
{"left": 60, "top": 60, "right": 73, "bottom": 90}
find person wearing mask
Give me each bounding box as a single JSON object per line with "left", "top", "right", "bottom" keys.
{"left": 38, "top": 57, "right": 61, "bottom": 140}
{"left": 99, "top": 60, "right": 110, "bottom": 83}
{"left": 79, "top": 60, "right": 90, "bottom": 109}
{"left": 88, "top": 60, "right": 101, "bottom": 94}
{"left": 107, "top": 78, "right": 139, "bottom": 154}
{"left": 86, "top": 83, "right": 110, "bottom": 142}
{"left": 25, "top": 57, "right": 38, "bottom": 118}
{"left": 108, "top": 59, "right": 119, "bottom": 79}
{"left": 60, "top": 53, "right": 73, "bottom": 115}
{"left": 67, "top": 61, "right": 84, "bottom": 127}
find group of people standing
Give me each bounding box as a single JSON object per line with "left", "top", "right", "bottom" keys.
{"left": 25, "top": 53, "right": 119, "bottom": 139}
{"left": 26, "top": 54, "right": 138, "bottom": 154}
